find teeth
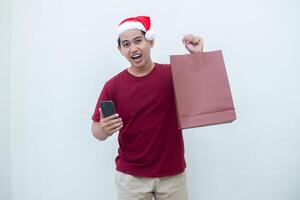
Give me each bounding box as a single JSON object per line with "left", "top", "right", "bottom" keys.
{"left": 131, "top": 54, "right": 141, "bottom": 59}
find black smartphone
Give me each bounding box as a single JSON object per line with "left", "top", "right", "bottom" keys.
{"left": 100, "top": 100, "right": 116, "bottom": 118}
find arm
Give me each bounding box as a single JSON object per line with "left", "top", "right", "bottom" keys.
{"left": 91, "top": 111, "right": 123, "bottom": 141}
{"left": 182, "top": 34, "right": 204, "bottom": 53}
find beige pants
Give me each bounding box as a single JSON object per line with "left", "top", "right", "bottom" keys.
{"left": 115, "top": 171, "right": 188, "bottom": 200}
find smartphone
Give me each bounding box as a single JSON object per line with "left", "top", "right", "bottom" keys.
{"left": 100, "top": 100, "right": 116, "bottom": 118}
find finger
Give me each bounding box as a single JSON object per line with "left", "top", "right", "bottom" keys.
{"left": 101, "top": 113, "right": 119, "bottom": 122}
{"left": 110, "top": 124, "right": 123, "bottom": 133}
{"left": 110, "top": 122, "right": 123, "bottom": 130}
{"left": 197, "top": 37, "right": 203, "bottom": 45}
{"left": 182, "top": 37, "right": 187, "bottom": 45}
{"left": 106, "top": 121, "right": 123, "bottom": 132}
{"left": 107, "top": 125, "right": 122, "bottom": 137}
{"left": 188, "top": 36, "right": 198, "bottom": 44}
{"left": 200, "top": 37, "right": 204, "bottom": 46}
{"left": 103, "top": 117, "right": 123, "bottom": 128}
{"left": 193, "top": 37, "right": 201, "bottom": 44}
{"left": 99, "top": 108, "right": 104, "bottom": 119}
{"left": 182, "top": 34, "right": 192, "bottom": 44}
{"left": 186, "top": 35, "right": 193, "bottom": 43}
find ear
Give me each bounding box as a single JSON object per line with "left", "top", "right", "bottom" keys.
{"left": 118, "top": 46, "right": 124, "bottom": 56}
{"left": 149, "top": 39, "right": 155, "bottom": 48}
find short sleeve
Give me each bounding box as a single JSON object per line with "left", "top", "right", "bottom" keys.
{"left": 91, "top": 81, "right": 114, "bottom": 122}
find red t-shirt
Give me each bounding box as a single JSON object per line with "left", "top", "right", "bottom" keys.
{"left": 92, "top": 63, "right": 186, "bottom": 177}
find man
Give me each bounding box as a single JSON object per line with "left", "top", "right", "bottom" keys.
{"left": 91, "top": 16, "right": 203, "bottom": 200}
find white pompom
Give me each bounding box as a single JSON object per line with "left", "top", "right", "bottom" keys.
{"left": 145, "top": 30, "right": 156, "bottom": 41}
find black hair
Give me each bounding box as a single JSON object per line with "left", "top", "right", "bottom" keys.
{"left": 118, "top": 30, "right": 146, "bottom": 47}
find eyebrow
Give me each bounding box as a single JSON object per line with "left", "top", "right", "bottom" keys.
{"left": 121, "top": 36, "right": 143, "bottom": 45}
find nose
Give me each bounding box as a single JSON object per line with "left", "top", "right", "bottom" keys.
{"left": 129, "top": 44, "right": 138, "bottom": 53}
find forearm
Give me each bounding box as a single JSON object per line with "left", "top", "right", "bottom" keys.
{"left": 91, "top": 122, "right": 108, "bottom": 141}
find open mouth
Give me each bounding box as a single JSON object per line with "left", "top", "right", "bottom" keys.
{"left": 131, "top": 54, "right": 142, "bottom": 60}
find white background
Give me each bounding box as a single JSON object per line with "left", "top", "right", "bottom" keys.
{"left": 1, "top": 0, "right": 300, "bottom": 200}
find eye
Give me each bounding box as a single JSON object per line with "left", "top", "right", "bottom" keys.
{"left": 122, "top": 42, "right": 130, "bottom": 48}
{"left": 134, "top": 38, "right": 142, "bottom": 44}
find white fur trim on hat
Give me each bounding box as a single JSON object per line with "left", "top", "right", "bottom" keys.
{"left": 117, "top": 21, "right": 146, "bottom": 37}
{"left": 145, "top": 29, "right": 155, "bottom": 41}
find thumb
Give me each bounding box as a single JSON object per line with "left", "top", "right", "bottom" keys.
{"left": 99, "top": 108, "right": 104, "bottom": 119}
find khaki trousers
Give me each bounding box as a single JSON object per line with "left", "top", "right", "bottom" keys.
{"left": 115, "top": 171, "right": 188, "bottom": 200}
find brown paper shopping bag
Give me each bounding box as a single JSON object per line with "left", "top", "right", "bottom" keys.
{"left": 170, "top": 50, "right": 236, "bottom": 129}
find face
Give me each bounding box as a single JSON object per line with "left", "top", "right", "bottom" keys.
{"left": 118, "top": 29, "right": 154, "bottom": 68}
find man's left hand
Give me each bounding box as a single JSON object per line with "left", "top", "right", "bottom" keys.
{"left": 182, "top": 34, "right": 204, "bottom": 53}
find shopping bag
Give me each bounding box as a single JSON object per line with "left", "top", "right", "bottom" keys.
{"left": 170, "top": 50, "right": 236, "bottom": 129}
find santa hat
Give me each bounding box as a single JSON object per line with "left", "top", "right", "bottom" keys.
{"left": 117, "top": 16, "right": 156, "bottom": 41}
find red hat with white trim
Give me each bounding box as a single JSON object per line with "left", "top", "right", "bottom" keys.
{"left": 117, "top": 16, "right": 156, "bottom": 41}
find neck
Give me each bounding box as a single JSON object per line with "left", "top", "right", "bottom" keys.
{"left": 128, "top": 60, "right": 155, "bottom": 77}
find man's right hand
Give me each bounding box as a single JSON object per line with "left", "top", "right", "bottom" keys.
{"left": 91, "top": 110, "right": 123, "bottom": 141}
{"left": 99, "top": 110, "right": 123, "bottom": 137}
